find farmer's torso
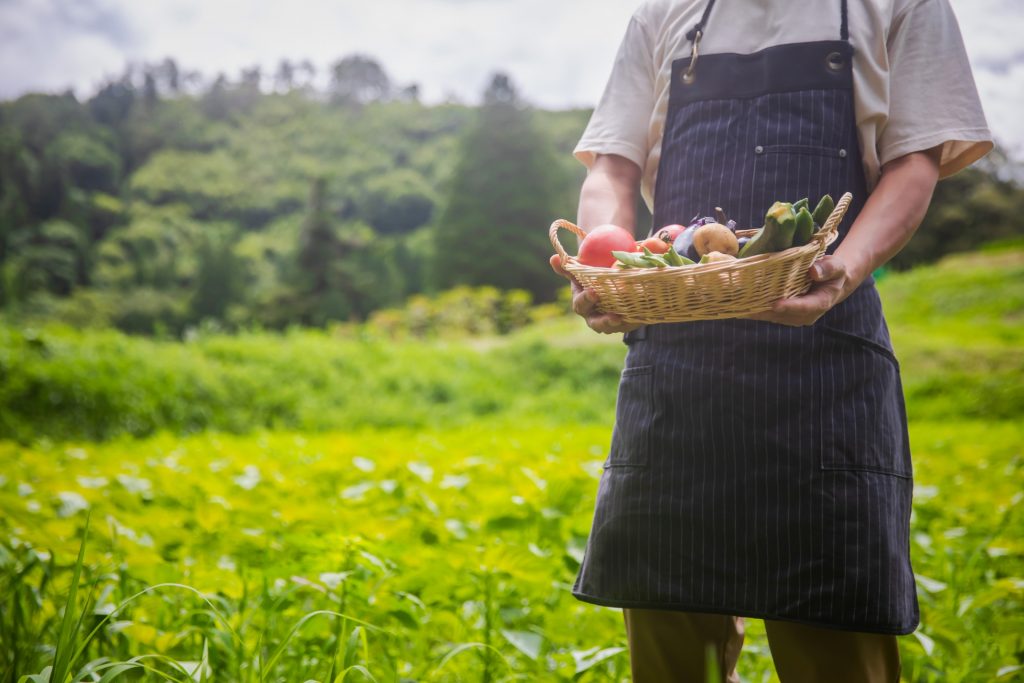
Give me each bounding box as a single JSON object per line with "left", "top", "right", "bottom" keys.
{"left": 605, "top": 0, "right": 946, "bottom": 206}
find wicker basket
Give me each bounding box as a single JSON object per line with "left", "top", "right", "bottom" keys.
{"left": 549, "top": 192, "right": 852, "bottom": 323}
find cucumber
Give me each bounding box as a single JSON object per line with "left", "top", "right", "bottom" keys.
{"left": 737, "top": 202, "right": 797, "bottom": 257}
{"left": 766, "top": 202, "right": 797, "bottom": 251}
{"left": 811, "top": 194, "right": 835, "bottom": 226}
{"left": 792, "top": 207, "right": 815, "bottom": 246}
{"left": 792, "top": 197, "right": 809, "bottom": 212}
{"left": 738, "top": 226, "right": 770, "bottom": 258}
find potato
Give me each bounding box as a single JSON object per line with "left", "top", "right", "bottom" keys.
{"left": 699, "top": 251, "right": 738, "bottom": 264}
{"left": 693, "top": 222, "right": 739, "bottom": 257}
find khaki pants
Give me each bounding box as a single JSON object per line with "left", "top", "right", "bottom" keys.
{"left": 623, "top": 609, "right": 901, "bottom": 683}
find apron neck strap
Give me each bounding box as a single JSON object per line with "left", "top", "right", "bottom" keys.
{"left": 685, "top": 0, "right": 717, "bottom": 42}
{"left": 687, "top": 0, "right": 850, "bottom": 44}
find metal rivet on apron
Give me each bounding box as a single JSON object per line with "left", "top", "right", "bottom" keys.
{"left": 839, "top": 148, "right": 848, "bottom": 158}
{"left": 826, "top": 51, "right": 845, "bottom": 71}
{"left": 754, "top": 145, "right": 764, "bottom": 154}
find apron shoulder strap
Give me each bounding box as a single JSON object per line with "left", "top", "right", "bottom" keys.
{"left": 686, "top": 0, "right": 717, "bottom": 42}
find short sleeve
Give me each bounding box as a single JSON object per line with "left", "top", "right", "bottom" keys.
{"left": 573, "top": 14, "right": 656, "bottom": 172}
{"left": 879, "top": 0, "right": 993, "bottom": 178}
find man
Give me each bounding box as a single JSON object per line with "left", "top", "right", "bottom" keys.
{"left": 551, "top": 0, "right": 992, "bottom": 680}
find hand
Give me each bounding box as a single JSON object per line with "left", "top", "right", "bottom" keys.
{"left": 549, "top": 254, "right": 642, "bottom": 334}
{"left": 746, "top": 255, "right": 850, "bottom": 326}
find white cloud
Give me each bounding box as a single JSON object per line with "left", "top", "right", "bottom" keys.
{"left": 0, "top": 0, "right": 1021, "bottom": 157}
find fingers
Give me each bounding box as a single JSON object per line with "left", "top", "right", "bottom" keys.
{"left": 769, "top": 288, "right": 834, "bottom": 321}
{"left": 588, "top": 312, "right": 641, "bottom": 334}
{"left": 569, "top": 287, "right": 638, "bottom": 333}
{"left": 572, "top": 287, "right": 600, "bottom": 318}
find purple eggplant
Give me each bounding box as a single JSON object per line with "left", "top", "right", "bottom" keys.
{"left": 673, "top": 225, "right": 701, "bottom": 263}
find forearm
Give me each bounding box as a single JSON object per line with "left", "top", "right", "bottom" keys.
{"left": 836, "top": 147, "right": 941, "bottom": 296}
{"left": 577, "top": 154, "right": 642, "bottom": 235}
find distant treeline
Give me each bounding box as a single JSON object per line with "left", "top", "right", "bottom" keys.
{"left": 0, "top": 55, "right": 1020, "bottom": 335}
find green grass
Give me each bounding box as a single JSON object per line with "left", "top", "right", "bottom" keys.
{"left": 1, "top": 420, "right": 1021, "bottom": 681}
{"left": 1, "top": 246, "right": 1022, "bottom": 681}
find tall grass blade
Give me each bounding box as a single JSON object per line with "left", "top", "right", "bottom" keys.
{"left": 51, "top": 511, "right": 91, "bottom": 683}
{"left": 333, "top": 665, "right": 378, "bottom": 683}
{"left": 260, "top": 610, "right": 387, "bottom": 681}
{"left": 428, "top": 643, "right": 510, "bottom": 680}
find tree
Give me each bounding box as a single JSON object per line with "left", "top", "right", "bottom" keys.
{"left": 190, "top": 229, "right": 244, "bottom": 322}
{"left": 293, "top": 177, "right": 398, "bottom": 323}
{"left": 240, "top": 65, "right": 262, "bottom": 93}
{"left": 274, "top": 59, "right": 295, "bottom": 93}
{"left": 329, "top": 55, "right": 390, "bottom": 105}
{"left": 160, "top": 58, "right": 181, "bottom": 93}
{"left": 88, "top": 75, "right": 136, "bottom": 127}
{"left": 430, "top": 73, "right": 563, "bottom": 300}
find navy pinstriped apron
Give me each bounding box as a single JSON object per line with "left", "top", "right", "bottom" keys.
{"left": 572, "top": 0, "right": 919, "bottom": 634}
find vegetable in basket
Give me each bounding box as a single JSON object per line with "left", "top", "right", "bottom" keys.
{"left": 576, "top": 224, "right": 637, "bottom": 267}
{"left": 738, "top": 201, "right": 797, "bottom": 257}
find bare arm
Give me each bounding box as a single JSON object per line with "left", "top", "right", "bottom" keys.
{"left": 753, "top": 146, "right": 941, "bottom": 326}
{"left": 549, "top": 154, "right": 643, "bottom": 333}
{"left": 576, "top": 154, "right": 641, "bottom": 235}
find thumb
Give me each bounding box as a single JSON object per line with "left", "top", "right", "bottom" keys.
{"left": 810, "top": 256, "right": 846, "bottom": 282}
{"left": 550, "top": 254, "right": 567, "bottom": 276}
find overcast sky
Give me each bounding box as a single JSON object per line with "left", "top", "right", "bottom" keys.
{"left": 1, "top": 0, "right": 1022, "bottom": 158}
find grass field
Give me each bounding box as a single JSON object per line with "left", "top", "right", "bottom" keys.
{"left": 1, "top": 246, "right": 1022, "bottom": 682}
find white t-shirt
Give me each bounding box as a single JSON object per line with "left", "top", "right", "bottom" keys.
{"left": 575, "top": 0, "right": 994, "bottom": 210}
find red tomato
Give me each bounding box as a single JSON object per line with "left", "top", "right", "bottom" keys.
{"left": 656, "top": 224, "right": 686, "bottom": 243}
{"left": 577, "top": 224, "right": 637, "bottom": 267}
{"left": 640, "top": 236, "right": 671, "bottom": 254}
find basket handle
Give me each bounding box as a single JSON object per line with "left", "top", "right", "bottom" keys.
{"left": 813, "top": 192, "right": 853, "bottom": 246}
{"left": 549, "top": 219, "right": 587, "bottom": 265}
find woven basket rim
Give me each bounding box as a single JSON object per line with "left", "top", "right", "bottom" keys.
{"left": 550, "top": 192, "right": 851, "bottom": 276}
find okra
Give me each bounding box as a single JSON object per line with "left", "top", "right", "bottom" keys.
{"left": 612, "top": 250, "right": 652, "bottom": 268}
{"left": 811, "top": 194, "right": 835, "bottom": 227}
{"left": 792, "top": 207, "right": 815, "bottom": 246}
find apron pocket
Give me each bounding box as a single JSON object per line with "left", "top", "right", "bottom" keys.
{"left": 752, "top": 144, "right": 846, "bottom": 224}
{"left": 605, "top": 365, "right": 654, "bottom": 469}
{"left": 818, "top": 327, "right": 912, "bottom": 478}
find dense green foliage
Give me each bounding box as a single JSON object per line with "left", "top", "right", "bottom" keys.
{"left": 2, "top": 246, "right": 1021, "bottom": 443}
{"left": 0, "top": 314, "right": 624, "bottom": 443}
{"left": 1, "top": 248, "right": 1022, "bottom": 681}
{"left": 0, "top": 60, "right": 587, "bottom": 334}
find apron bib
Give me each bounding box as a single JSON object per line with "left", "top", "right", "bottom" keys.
{"left": 572, "top": 0, "right": 918, "bottom": 634}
